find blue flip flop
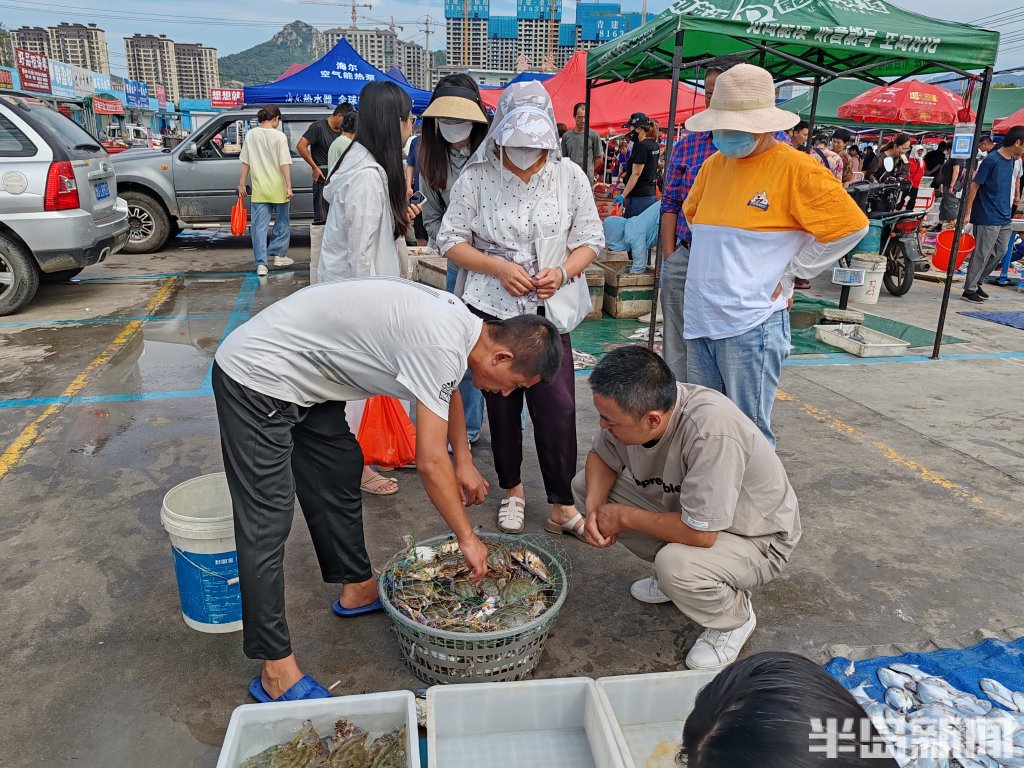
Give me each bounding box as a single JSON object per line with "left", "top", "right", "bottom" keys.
{"left": 248, "top": 674, "right": 332, "bottom": 704}
{"left": 332, "top": 597, "right": 383, "bottom": 617}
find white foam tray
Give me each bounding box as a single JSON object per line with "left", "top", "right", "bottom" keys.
{"left": 813, "top": 323, "right": 911, "bottom": 358}
{"left": 427, "top": 677, "right": 625, "bottom": 768}
{"left": 216, "top": 689, "right": 419, "bottom": 768}
{"left": 596, "top": 670, "right": 721, "bottom": 768}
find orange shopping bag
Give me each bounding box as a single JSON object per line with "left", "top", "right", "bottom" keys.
{"left": 356, "top": 396, "right": 416, "bottom": 468}
{"left": 230, "top": 195, "right": 248, "bottom": 237}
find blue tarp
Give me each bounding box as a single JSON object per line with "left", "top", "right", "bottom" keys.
{"left": 479, "top": 71, "right": 555, "bottom": 90}
{"left": 243, "top": 40, "right": 431, "bottom": 112}
{"left": 825, "top": 635, "right": 1024, "bottom": 706}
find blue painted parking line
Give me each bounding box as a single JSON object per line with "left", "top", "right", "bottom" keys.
{"left": 201, "top": 273, "right": 260, "bottom": 388}
{"left": 784, "top": 350, "right": 1024, "bottom": 366}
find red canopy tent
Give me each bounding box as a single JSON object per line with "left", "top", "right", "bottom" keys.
{"left": 479, "top": 52, "right": 704, "bottom": 135}
{"left": 836, "top": 80, "right": 974, "bottom": 125}
{"left": 993, "top": 108, "right": 1024, "bottom": 134}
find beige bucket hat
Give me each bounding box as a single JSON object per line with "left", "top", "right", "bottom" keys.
{"left": 685, "top": 63, "right": 800, "bottom": 134}
{"left": 422, "top": 84, "right": 489, "bottom": 123}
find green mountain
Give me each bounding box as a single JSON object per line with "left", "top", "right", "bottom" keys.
{"left": 218, "top": 21, "right": 324, "bottom": 86}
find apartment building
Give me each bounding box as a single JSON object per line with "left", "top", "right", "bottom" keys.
{"left": 125, "top": 33, "right": 179, "bottom": 101}
{"left": 174, "top": 42, "right": 219, "bottom": 100}
{"left": 323, "top": 26, "right": 430, "bottom": 89}
{"left": 48, "top": 23, "right": 109, "bottom": 73}
{"left": 10, "top": 26, "right": 50, "bottom": 58}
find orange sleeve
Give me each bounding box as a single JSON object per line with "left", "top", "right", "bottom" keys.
{"left": 790, "top": 161, "right": 869, "bottom": 243}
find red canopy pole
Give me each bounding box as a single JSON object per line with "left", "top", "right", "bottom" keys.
{"left": 647, "top": 27, "right": 685, "bottom": 351}
{"left": 932, "top": 67, "right": 993, "bottom": 360}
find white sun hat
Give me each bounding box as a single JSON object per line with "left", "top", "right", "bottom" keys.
{"left": 685, "top": 63, "right": 800, "bottom": 134}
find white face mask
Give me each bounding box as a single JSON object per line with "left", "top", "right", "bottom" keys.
{"left": 438, "top": 118, "right": 473, "bottom": 144}
{"left": 503, "top": 146, "right": 543, "bottom": 170}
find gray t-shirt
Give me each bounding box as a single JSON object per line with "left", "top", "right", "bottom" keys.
{"left": 215, "top": 278, "right": 483, "bottom": 419}
{"left": 560, "top": 128, "right": 603, "bottom": 179}
{"left": 592, "top": 383, "right": 801, "bottom": 551}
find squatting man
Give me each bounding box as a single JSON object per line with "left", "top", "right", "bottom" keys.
{"left": 575, "top": 346, "right": 801, "bottom": 670}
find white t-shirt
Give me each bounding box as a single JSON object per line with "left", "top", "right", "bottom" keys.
{"left": 214, "top": 278, "right": 484, "bottom": 419}
{"left": 238, "top": 126, "right": 292, "bottom": 204}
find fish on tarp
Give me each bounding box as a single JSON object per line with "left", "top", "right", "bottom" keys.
{"left": 885, "top": 686, "right": 915, "bottom": 713}
{"left": 981, "top": 678, "right": 1023, "bottom": 712}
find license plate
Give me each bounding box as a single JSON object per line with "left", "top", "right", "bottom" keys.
{"left": 94, "top": 181, "right": 110, "bottom": 200}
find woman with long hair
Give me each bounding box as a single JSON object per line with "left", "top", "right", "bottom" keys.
{"left": 320, "top": 81, "right": 421, "bottom": 496}
{"left": 865, "top": 132, "right": 912, "bottom": 210}
{"left": 419, "top": 75, "right": 490, "bottom": 446}
{"left": 437, "top": 82, "right": 605, "bottom": 538}
{"left": 237, "top": 105, "right": 294, "bottom": 276}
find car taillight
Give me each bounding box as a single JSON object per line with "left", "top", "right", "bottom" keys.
{"left": 44, "top": 161, "right": 79, "bottom": 211}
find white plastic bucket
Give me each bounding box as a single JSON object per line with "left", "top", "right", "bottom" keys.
{"left": 848, "top": 254, "right": 886, "bottom": 305}
{"left": 161, "top": 473, "right": 242, "bottom": 633}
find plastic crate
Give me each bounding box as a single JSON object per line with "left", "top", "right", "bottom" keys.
{"left": 216, "top": 690, "right": 419, "bottom": 768}
{"left": 427, "top": 677, "right": 624, "bottom": 768}
{"left": 595, "top": 671, "right": 720, "bottom": 768}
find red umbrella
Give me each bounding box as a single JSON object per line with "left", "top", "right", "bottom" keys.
{"left": 837, "top": 80, "right": 974, "bottom": 125}
{"left": 993, "top": 108, "right": 1024, "bottom": 134}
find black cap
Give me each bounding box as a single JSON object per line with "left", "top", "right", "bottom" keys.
{"left": 622, "top": 112, "right": 651, "bottom": 129}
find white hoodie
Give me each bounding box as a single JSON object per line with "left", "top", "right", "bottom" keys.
{"left": 320, "top": 142, "right": 400, "bottom": 283}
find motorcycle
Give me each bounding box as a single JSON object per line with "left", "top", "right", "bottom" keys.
{"left": 847, "top": 180, "right": 929, "bottom": 296}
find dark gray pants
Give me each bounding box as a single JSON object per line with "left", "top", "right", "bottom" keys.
{"left": 212, "top": 364, "right": 369, "bottom": 660}
{"left": 660, "top": 242, "right": 690, "bottom": 383}
{"left": 965, "top": 224, "right": 1012, "bottom": 293}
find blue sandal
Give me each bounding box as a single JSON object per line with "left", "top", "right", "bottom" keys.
{"left": 332, "top": 598, "right": 383, "bottom": 617}
{"left": 248, "top": 674, "right": 332, "bottom": 703}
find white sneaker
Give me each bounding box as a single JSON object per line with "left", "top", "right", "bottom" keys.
{"left": 272, "top": 255, "right": 294, "bottom": 267}
{"left": 685, "top": 607, "right": 757, "bottom": 671}
{"left": 630, "top": 575, "right": 671, "bottom": 604}
{"left": 256, "top": 264, "right": 268, "bottom": 276}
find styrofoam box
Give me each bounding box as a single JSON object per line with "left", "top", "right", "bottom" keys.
{"left": 427, "top": 677, "right": 625, "bottom": 768}
{"left": 216, "top": 690, "right": 419, "bottom": 768}
{"left": 596, "top": 670, "right": 720, "bottom": 768}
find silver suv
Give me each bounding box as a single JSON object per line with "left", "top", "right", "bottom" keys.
{"left": 0, "top": 95, "right": 130, "bottom": 315}
{"left": 110, "top": 105, "right": 330, "bottom": 253}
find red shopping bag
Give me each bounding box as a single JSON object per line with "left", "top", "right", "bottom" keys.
{"left": 230, "top": 195, "right": 248, "bottom": 237}
{"left": 356, "top": 396, "right": 417, "bottom": 468}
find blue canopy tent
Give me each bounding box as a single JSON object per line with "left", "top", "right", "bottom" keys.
{"left": 479, "top": 71, "right": 555, "bottom": 90}
{"left": 385, "top": 66, "right": 412, "bottom": 86}
{"left": 243, "top": 40, "right": 432, "bottom": 112}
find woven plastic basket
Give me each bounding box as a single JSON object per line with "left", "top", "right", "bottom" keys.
{"left": 378, "top": 532, "right": 571, "bottom": 685}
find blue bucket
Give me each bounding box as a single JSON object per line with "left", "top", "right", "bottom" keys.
{"left": 161, "top": 473, "right": 242, "bottom": 633}
{"left": 854, "top": 220, "right": 885, "bottom": 255}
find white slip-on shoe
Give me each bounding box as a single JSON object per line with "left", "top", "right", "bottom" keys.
{"left": 630, "top": 575, "right": 672, "bottom": 604}
{"left": 273, "top": 255, "right": 295, "bottom": 267}
{"left": 256, "top": 264, "right": 268, "bottom": 276}
{"left": 684, "top": 607, "right": 757, "bottom": 671}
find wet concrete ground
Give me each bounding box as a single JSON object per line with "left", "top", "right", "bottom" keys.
{"left": 2, "top": 228, "right": 1023, "bottom": 767}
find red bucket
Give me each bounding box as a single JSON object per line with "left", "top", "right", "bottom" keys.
{"left": 932, "top": 229, "right": 975, "bottom": 271}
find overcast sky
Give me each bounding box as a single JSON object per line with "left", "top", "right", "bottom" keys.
{"left": 3, "top": 0, "right": 1021, "bottom": 77}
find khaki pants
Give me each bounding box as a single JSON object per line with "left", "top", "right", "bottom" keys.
{"left": 572, "top": 470, "right": 790, "bottom": 631}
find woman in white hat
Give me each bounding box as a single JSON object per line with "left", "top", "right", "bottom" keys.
{"left": 418, "top": 75, "right": 491, "bottom": 447}
{"left": 437, "top": 81, "right": 605, "bottom": 537}
{"left": 681, "top": 63, "right": 868, "bottom": 447}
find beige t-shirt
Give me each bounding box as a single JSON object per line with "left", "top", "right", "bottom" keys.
{"left": 592, "top": 383, "right": 801, "bottom": 552}
{"left": 239, "top": 126, "right": 292, "bottom": 204}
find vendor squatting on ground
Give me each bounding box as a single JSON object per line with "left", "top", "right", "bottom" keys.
{"left": 210, "top": 61, "right": 883, "bottom": 703}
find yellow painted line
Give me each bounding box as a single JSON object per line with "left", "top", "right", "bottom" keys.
{"left": 776, "top": 388, "right": 1001, "bottom": 515}
{"left": 0, "top": 277, "right": 179, "bottom": 482}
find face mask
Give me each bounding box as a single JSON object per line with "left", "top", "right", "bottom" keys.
{"left": 503, "top": 146, "right": 543, "bottom": 170}
{"left": 712, "top": 130, "right": 760, "bottom": 159}
{"left": 438, "top": 119, "right": 473, "bottom": 144}
{"left": 628, "top": 130, "right": 639, "bottom": 143}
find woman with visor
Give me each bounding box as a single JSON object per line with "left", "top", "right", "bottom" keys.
{"left": 437, "top": 82, "right": 604, "bottom": 538}
{"left": 418, "top": 75, "right": 491, "bottom": 448}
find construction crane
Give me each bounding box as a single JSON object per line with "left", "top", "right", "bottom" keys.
{"left": 299, "top": 0, "right": 373, "bottom": 28}
{"left": 547, "top": 0, "right": 557, "bottom": 71}
{"left": 462, "top": 0, "right": 470, "bottom": 66}
{"left": 361, "top": 15, "right": 404, "bottom": 32}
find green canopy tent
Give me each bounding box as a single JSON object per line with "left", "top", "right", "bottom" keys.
{"left": 579, "top": 0, "right": 999, "bottom": 358}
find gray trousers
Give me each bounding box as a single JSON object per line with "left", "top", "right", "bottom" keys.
{"left": 965, "top": 224, "right": 1012, "bottom": 292}
{"left": 571, "top": 470, "right": 789, "bottom": 631}
{"left": 660, "top": 243, "right": 690, "bottom": 383}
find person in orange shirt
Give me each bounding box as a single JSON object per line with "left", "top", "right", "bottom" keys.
{"left": 682, "top": 64, "right": 868, "bottom": 447}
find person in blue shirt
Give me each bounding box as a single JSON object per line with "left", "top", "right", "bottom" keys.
{"left": 962, "top": 125, "right": 1024, "bottom": 303}
{"left": 602, "top": 200, "right": 660, "bottom": 274}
